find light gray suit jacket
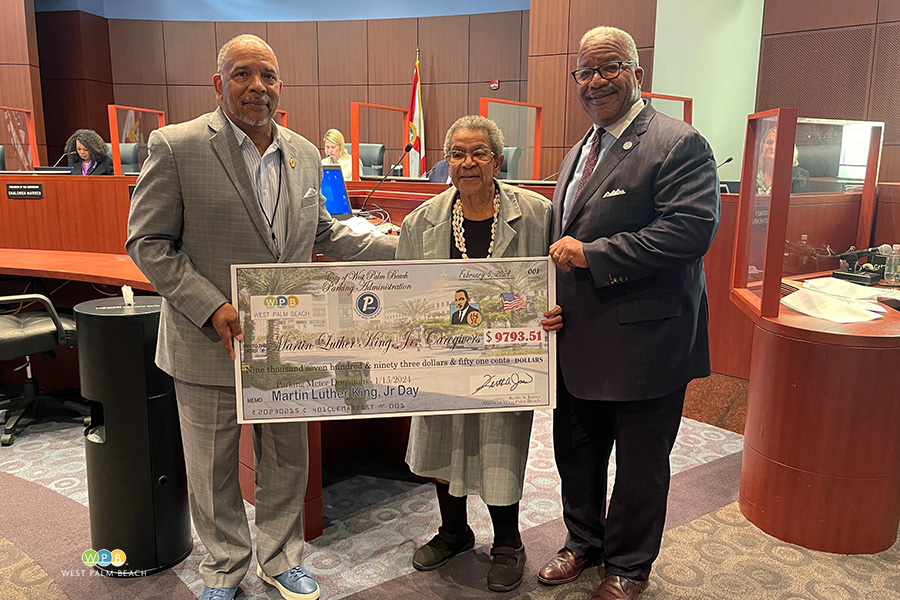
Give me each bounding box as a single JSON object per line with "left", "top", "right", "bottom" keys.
{"left": 551, "top": 103, "right": 720, "bottom": 402}
{"left": 127, "top": 108, "right": 396, "bottom": 387}
{"left": 397, "top": 182, "right": 551, "bottom": 260}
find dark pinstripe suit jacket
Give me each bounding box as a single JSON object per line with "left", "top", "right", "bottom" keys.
{"left": 551, "top": 103, "right": 720, "bottom": 401}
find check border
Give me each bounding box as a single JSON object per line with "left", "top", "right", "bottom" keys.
{"left": 231, "top": 257, "right": 556, "bottom": 424}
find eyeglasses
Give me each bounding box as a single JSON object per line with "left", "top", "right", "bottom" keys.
{"left": 571, "top": 61, "right": 636, "bottom": 84}
{"left": 446, "top": 148, "right": 495, "bottom": 165}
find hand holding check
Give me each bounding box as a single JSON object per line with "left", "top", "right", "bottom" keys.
{"left": 550, "top": 236, "right": 587, "bottom": 272}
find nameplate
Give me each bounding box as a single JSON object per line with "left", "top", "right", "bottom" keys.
{"left": 6, "top": 183, "right": 43, "bottom": 199}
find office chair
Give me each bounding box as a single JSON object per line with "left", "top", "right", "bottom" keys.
{"left": 498, "top": 146, "right": 521, "bottom": 180}
{"left": 105, "top": 142, "right": 141, "bottom": 173}
{"left": 0, "top": 145, "right": 5, "bottom": 171}
{"left": 347, "top": 143, "right": 385, "bottom": 176}
{"left": 0, "top": 293, "right": 85, "bottom": 445}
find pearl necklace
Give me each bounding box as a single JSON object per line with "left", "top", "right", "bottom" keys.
{"left": 452, "top": 188, "right": 501, "bottom": 259}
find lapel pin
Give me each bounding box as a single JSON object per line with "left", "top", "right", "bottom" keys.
{"left": 289, "top": 157, "right": 296, "bottom": 168}
{"left": 623, "top": 141, "right": 633, "bottom": 151}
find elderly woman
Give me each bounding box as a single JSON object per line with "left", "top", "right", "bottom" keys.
{"left": 65, "top": 129, "right": 113, "bottom": 175}
{"left": 322, "top": 128, "right": 363, "bottom": 180}
{"left": 397, "top": 115, "right": 563, "bottom": 592}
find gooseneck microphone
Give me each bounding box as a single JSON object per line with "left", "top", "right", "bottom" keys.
{"left": 716, "top": 156, "right": 733, "bottom": 169}
{"left": 358, "top": 143, "right": 413, "bottom": 216}
{"left": 52, "top": 151, "right": 73, "bottom": 167}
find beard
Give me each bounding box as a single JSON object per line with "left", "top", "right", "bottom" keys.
{"left": 235, "top": 96, "right": 274, "bottom": 127}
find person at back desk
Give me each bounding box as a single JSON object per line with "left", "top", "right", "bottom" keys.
{"left": 65, "top": 129, "right": 113, "bottom": 175}
{"left": 322, "top": 128, "right": 363, "bottom": 180}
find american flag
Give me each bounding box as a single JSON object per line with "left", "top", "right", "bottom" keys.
{"left": 500, "top": 292, "right": 526, "bottom": 311}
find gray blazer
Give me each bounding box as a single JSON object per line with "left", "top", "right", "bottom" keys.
{"left": 397, "top": 182, "right": 551, "bottom": 260}
{"left": 551, "top": 103, "right": 720, "bottom": 402}
{"left": 127, "top": 108, "right": 396, "bottom": 387}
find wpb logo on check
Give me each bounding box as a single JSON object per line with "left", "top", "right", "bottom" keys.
{"left": 82, "top": 549, "right": 127, "bottom": 568}
{"left": 264, "top": 295, "right": 302, "bottom": 308}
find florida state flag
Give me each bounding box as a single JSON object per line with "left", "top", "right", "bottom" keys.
{"left": 408, "top": 50, "right": 425, "bottom": 177}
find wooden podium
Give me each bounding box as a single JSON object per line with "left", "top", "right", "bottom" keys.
{"left": 730, "top": 108, "right": 900, "bottom": 553}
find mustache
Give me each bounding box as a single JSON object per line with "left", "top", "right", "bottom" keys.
{"left": 583, "top": 87, "right": 617, "bottom": 100}
{"left": 242, "top": 95, "right": 271, "bottom": 106}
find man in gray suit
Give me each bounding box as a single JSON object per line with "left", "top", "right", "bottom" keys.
{"left": 127, "top": 34, "right": 395, "bottom": 600}
{"left": 538, "top": 26, "right": 720, "bottom": 600}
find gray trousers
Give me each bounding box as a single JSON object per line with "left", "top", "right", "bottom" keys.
{"left": 174, "top": 379, "right": 308, "bottom": 588}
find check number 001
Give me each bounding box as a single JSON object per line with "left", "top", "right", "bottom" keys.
{"left": 484, "top": 329, "right": 543, "bottom": 344}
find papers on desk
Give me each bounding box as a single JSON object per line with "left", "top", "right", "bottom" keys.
{"left": 340, "top": 215, "right": 385, "bottom": 236}
{"left": 780, "top": 277, "right": 900, "bottom": 323}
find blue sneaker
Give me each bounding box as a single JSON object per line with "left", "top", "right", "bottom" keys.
{"left": 199, "top": 587, "right": 237, "bottom": 600}
{"left": 257, "top": 564, "right": 319, "bottom": 600}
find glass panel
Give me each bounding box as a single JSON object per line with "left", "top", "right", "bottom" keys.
{"left": 746, "top": 115, "right": 778, "bottom": 284}
{"left": 359, "top": 106, "right": 405, "bottom": 177}
{"left": 644, "top": 97, "right": 686, "bottom": 123}
{"left": 782, "top": 118, "right": 882, "bottom": 280}
{"left": 0, "top": 109, "right": 34, "bottom": 170}
{"left": 484, "top": 103, "right": 536, "bottom": 181}
{"left": 113, "top": 108, "right": 163, "bottom": 173}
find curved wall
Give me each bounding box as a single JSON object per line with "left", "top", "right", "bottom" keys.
{"left": 33, "top": 0, "right": 529, "bottom": 21}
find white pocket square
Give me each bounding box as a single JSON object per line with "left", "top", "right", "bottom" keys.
{"left": 603, "top": 189, "right": 626, "bottom": 198}
{"left": 303, "top": 188, "right": 318, "bottom": 198}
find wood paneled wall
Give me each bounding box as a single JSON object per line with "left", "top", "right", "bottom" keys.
{"left": 527, "top": 0, "right": 656, "bottom": 179}
{"left": 36, "top": 10, "right": 114, "bottom": 163}
{"left": 36, "top": 11, "right": 529, "bottom": 166}
{"left": 757, "top": 0, "right": 900, "bottom": 182}
{"left": 1, "top": 0, "right": 46, "bottom": 164}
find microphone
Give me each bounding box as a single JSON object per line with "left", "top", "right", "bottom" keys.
{"left": 52, "top": 151, "right": 73, "bottom": 167}
{"left": 359, "top": 143, "right": 413, "bottom": 216}
{"left": 716, "top": 156, "right": 733, "bottom": 169}
{"left": 835, "top": 244, "right": 892, "bottom": 262}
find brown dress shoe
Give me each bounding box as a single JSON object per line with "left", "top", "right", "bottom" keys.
{"left": 537, "top": 547, "right": 592, "bottom": 585}
{"left": 591, "top": 574, "right": 648, "bottom": 600}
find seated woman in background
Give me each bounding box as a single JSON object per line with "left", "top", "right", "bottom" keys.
{"left": 65, "top": 129, "right": 113, "bottom": 176}
{"left": 322, "top": 128, "right": 363, "bottom": 180}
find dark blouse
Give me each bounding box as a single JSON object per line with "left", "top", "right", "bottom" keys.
{"left": 450, "top": 217, "right": 494, "bottom": 259}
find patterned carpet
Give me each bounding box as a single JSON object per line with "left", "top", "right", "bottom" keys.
{"left": 0, "top": 409, "right": 898, "bottom": 599}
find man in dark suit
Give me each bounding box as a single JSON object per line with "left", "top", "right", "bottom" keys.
{"left": 428, "top": 158, "right": 451, "bottom": 184}
{"left": 538, "top": 26, "right": 720, "bottom": 600}
{"left": 127, "top": 34, "right": 395, "bottom": 600}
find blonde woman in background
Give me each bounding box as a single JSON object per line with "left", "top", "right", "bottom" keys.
{"left": 322, "top": 128, "right": 363, "bottom": 180}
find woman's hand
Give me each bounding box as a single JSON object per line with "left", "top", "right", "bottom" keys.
{"left": 542, "top": 304, "right": 563, "bottom": 331}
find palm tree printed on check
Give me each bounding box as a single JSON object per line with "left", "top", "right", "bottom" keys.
{"left": 237, "top": 267, "right": 319, "bottom": 390}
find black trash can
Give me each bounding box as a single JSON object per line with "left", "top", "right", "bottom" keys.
{"left": 75, "top": 297, "right": 192, "bottom": 577}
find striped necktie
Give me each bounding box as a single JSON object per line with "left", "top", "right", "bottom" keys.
{"left": 574, "top": 129, "right": 604, "bottom": 201}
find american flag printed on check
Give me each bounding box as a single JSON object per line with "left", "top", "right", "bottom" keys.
{"left": 500, "top": 292, "right": 526, "bottom": 311}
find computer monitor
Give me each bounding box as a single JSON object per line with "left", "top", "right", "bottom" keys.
{"left": 34, "top": 166, "right": 73, "bottom": 173}
{"left": 321, "top": 165, "right": 353, "bottom": 219}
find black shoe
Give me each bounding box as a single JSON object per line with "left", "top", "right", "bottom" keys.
{"left": 412, "top": 526, "right": 475, "bottom": 571}
{"left": 488, "top": 544, "right": 526, "bottom": 592}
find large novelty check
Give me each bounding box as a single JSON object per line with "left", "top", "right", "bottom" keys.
{"left": 232, "top": 257, "right": 555, "bottom": 423}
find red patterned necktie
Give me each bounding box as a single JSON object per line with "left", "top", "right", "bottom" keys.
{"left": 574, "top": 130, "right": 604, "bottom": 201}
